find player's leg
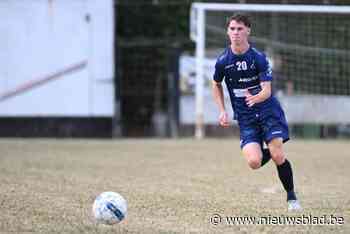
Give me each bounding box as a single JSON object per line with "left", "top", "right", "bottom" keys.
{"left": 268, "top": 137, "right": 301, "bottom": 211}
{"left": 267, "top": 138, "right": 293, "bottom": 193}
{"left": 260, "top": 144, "right": 272, "bottom": 167}
{"left": 261, "top": 103, "right": 301, "bottom": 210}
{"left": 240, "top": 124, "right": 271, "bottom": 169}
{"left": 242, "top": 142, "right": 262, "bottom": 169}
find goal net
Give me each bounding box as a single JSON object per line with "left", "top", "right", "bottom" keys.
{"left": 189, "top": 3, "right": 350, "bottom": 138}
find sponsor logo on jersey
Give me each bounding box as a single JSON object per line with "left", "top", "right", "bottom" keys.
{"left": 238, "top": 75, "right": 258, "bottom": 83}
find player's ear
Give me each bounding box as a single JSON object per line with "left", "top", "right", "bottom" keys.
{"left": 247, "top": 28, "right": 251, "bottom": 35}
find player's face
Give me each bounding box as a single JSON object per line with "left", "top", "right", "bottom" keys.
{"left": 227, "top": 20, "right": 250, "bottom": 46}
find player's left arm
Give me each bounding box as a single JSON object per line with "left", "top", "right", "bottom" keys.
{"left": 246, "top": 54, "right": 272, "bottom": 107}
{"left": 245, "top": 81, "right": 271, "bottom": 107}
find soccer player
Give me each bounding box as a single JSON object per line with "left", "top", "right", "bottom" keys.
{"left": 212, "top": 13, "right": 301, "bottom": 211}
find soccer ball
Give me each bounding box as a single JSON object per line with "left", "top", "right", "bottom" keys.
{"left": 92, "top": 191, "right": 127, "bottom": 225}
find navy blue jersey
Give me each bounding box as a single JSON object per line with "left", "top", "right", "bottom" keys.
{"left": 213, "top": 46, "right": 278, "bottom": 120}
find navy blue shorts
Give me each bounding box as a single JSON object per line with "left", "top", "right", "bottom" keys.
{"left": 238, "top": 105, "right": 290, "bottom": 149}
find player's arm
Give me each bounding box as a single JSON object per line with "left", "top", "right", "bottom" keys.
{"left": 246, "top": 53, "right": 273, "bottom": 107}
{"left": 212, "top": 80, "right": 226, "bottom": 113}
{"left": 213, "top": 58, "right": 230, "bottom": 127}
{"left": 212, "top": 81, "right": 230, "bottom": 127}
{"left": 245, "top": 81, "right": 271, "bottom": 107}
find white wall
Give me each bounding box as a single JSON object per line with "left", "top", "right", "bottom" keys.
{"left": 0, "top": 0, "right": 114, "bottom": 117}
{"left": 181, "top": 94, "right": 350, "bottom": 125}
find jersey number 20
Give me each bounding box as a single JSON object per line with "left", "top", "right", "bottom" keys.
{"left": 236, "top": 61, "right": 247, "bottom": 71}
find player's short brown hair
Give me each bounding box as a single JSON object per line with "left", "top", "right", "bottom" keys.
{"left": 226, "top": 13, "right": 252, "bottom": 28}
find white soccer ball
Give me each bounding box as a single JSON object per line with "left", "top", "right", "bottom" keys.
{"left": 92, "top": 191, "right": 127, "bottom": 225}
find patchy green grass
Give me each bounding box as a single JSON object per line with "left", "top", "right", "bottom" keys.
{"left": 0, "top": 139, "right": 349, "bottom": 233}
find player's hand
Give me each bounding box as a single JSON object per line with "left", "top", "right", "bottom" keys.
{"left": 245, "top": 90, "right": 260, "bottom": 107}
{"left": 219, "top": 111, "right": 230, "bottom": 128}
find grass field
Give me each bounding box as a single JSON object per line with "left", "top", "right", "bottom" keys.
{"left": 0, "top": 138, "right": 349, "bottom": 233}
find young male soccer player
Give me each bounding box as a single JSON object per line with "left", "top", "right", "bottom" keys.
{"left": 212, "top": 13, "right": 301, "bottom": 211}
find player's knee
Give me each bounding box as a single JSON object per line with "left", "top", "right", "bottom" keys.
{"left": 268, "top": 138, "right": 285, "bottom": 165}
{"left": 270, "top": 150, "right": 285, "bottom": 165}
{"left": 247, "top": 156, "right": 261, "bottom": 170}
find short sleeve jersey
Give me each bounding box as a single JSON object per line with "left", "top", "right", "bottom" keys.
{"left": 213, "top": 46, "right": 277, "bottom": 120}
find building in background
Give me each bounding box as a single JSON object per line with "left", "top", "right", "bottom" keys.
{"left": 0, "top": 0, "right": 115, "bottom": 137}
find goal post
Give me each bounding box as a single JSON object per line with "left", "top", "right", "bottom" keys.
{"left": 190, "top": 3, "right": 350, "bottom": 139}
{"left": 191, "top": 5, "right": 206, "bottom": 139}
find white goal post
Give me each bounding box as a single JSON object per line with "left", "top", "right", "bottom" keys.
{"left": 190, "top": 3, "right": 350, "bottom": 139}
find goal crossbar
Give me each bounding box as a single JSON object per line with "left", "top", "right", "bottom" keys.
{"left": 192, "top": 3, "right": 350, "bottom": 14}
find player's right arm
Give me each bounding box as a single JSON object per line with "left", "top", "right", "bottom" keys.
{"left": 212, "top": 81, "right": 229, "bottom": 127}
{"left": 213, "top": 60, "right": 230, "bottom": 127}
